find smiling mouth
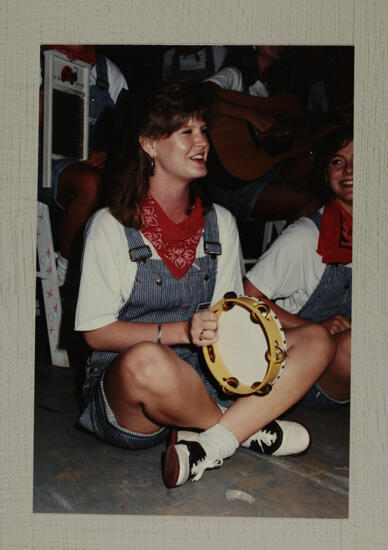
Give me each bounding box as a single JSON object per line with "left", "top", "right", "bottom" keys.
{"left": 341, "top": 180, "right": 353, "bottom": 186}
{"left": 190, "top": 154, "right": 206, "bottom": 163}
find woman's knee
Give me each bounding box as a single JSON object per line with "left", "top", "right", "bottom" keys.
{"left": 117, "top": 342, "right": 178, "bottom": 394}
{"left": 317, "top": 324, "right": 337, "bottom": 358}
{"left": 336, "top": 328, "right": 351, "bottom": 355}
{"left": 333, "top": 329, "right": 351, "bottom": 379}
{"left": 300, "top": 323, "right": 336, "bottom": 362}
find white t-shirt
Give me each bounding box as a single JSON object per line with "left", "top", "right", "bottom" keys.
{"left": 245, "top": 213, "right": 326, "bottom": 314}
{"left": 75, "top": 203, "right": 244, "bottom": 331}
{"left": 205, "top": 66, "right": 269, "bottom": 98}
{"left": 163, "top": 46, "right": 228, "bottom": 78}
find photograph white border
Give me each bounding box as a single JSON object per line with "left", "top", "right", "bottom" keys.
{"left": 1, "top": 1, "right": 387, "bottom": 548}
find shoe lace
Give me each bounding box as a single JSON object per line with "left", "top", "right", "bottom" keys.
{"left": 191, "top": 457, "right": 223, "bottom": 482}
{"left": 254, "top": 429, "right": 277, "bottom": 452}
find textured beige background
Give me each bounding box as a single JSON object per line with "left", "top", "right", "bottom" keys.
{"left": 1, "top": 0, "right": 387, "bottom": 548}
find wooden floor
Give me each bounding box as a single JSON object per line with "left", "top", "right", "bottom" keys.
{"left": 34, "top": 311, "right": 349, "bottom": 518}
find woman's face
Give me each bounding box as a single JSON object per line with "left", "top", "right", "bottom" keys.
{"left": 149, "top": 117, "right": 209, "bottom": 184}
{"left": 327, "top": 140, "right": 353, "bottom": 214}
{"left": 255, "top": 45, "right": 285, "bottom": 61}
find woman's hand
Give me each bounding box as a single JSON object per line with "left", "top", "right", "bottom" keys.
{"left": 189, "top": 311, "right": 218, "bottom": 347}
{"left": 322, "top": 315, "right": 351, "bottom": 335}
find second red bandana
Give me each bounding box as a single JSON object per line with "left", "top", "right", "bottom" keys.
{"left": 317, "top": 197, "right": 352, "bottom": 265}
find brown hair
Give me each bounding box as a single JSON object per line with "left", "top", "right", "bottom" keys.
{"left": 311, "top": 120, "right": 353, "bottom": 203}
{"left": 108, "top": 80, "right": 216, "bottom": 228}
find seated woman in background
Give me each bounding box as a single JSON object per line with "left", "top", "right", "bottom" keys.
{"left": 244, "top": 123, "right": 353, "bottom": 409}
{"left": 75, "top": 80, "right": 336, "bottom": 489}
{"left": 38, "top": 45, "right": 129, "bottom": 286}
{"left": 202, "top": 45, "right": 321, "bottom": 224}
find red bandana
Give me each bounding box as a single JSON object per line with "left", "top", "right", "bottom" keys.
{"left": 45, "top": 45, "right": 97, "bottom": 67}
{"left": 140, "top": 193, "right": 205, "bottom": 279}
{"left": 317, "top": 198, "right": 352, "bottom": 264}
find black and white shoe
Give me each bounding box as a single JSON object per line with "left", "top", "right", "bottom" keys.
{"left": 162, "top": 430, "right": 222, "bottom": 488}
{"left": 177, "top": 420, "right": 310, "bottom": 458}
{"left": 241, "top": 420, "right": 310, "bottom": 457}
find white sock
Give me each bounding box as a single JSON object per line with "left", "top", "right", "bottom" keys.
{"left": 198, "top": 424, "right": 239, "bottom": 462}
{"left": 56, "top": 252, "right": 69, "bottom": 287}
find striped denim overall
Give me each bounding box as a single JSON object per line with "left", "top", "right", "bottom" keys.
{"left": 78, "top": 208, "right": 235, "bottom": 448}
{"left": 298, "top": 211, "right": 352, "bottom": 323}
{"left": 87, "top": 55, "right": 115, "bottom": 154}
{"left": 298, "top": 211, "right": 351, "bottom": 409}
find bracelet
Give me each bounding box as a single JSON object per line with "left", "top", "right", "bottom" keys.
{"left": 157, "top": 323, "right": 162, "bottom": 344}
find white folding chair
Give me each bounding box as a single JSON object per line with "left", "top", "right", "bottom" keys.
{"left": 261, "top": 220, "right": 286, "bottom": 254}
{"left": 36, "top": 201, "right": 69, "bottom": 367}
{"left": 241, "top": 220, "right": 286, "bottom": 271}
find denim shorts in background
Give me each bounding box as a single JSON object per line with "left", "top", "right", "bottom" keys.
{"left": 299, "top": 381, "right": 350, "bottom": 410}
{"left": 204, "top": 163, "right": 283, "bottom": 222}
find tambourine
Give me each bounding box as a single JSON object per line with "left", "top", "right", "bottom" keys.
{"left": 202, "top": 293, "right": 287, "bottom": 396}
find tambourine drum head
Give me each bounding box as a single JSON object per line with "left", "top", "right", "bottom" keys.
{"left": 217, "top": 305, "right": 269, "bottom": 386}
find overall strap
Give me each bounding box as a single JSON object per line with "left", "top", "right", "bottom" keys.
{"left": 124, "top": 226, "right": 152, "bottom": 264}
{"left": 239, "top": 66, "right": 250, "bottom": 94}
{"left": 124, "top": 207, "right": 222, "bottom": 263}
{"left": 203, "top": 208, "right": 222, "bottom": 257}
{"left": 171, "top": 48, "right": 180, "bottom": 71}
{"left": 95, "top": 55, "right": 109, "bottom": 91}
{"left": 306, "top": 210, "right": 322, "bottom": 231}
{"left": 241, "top": 70, "right": 248, "bottom": 94}
{"left": 204, "top": 46, "right": 215, "bottom": 74}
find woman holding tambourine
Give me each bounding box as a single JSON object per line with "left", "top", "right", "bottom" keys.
{"left": 75, "top": 80, "right": 335, "bottom": 489}
{"left": 244, "top": 123, "right": 353, "bottom": 409}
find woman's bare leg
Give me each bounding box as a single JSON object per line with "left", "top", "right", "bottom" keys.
{"left": 162, "top": 323, "right": 335, "bottom": 488}
{"left": 103, "top": 342, "right": 222, "bottom": 435}
{"left": 57, "top": 163, "right": 102, "bottom": 259}
{"left": 315, "top": 329, "right": 351, "bottom": 401}
{"left": 219, "top": 323, "right": 336, "bottom": 443}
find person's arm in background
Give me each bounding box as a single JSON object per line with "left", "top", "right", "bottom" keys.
{"left": 243, "top": 277, "right": 309, "bottom": 329}
{"left": 203, "top": 78, "right": 275, "bottom": 133}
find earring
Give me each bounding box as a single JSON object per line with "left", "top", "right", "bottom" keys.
{"left": 150, "top": 156, "right": 156, "bottom": 177}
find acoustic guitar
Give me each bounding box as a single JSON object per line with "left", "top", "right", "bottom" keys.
{"left": 208, "top": 90, "right": 316, "bottom": 182}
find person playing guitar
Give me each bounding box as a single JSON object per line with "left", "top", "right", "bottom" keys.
{"left": 202, "top": 45, "right": 339, "bottom": 224}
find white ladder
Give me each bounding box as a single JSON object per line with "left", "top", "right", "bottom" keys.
{"left": 36, "top": 201, "right": 69, "bottom": 367}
